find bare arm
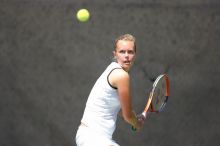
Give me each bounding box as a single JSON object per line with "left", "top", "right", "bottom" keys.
{"left": 109, "top": 69, "right": 143, "bottom": 130}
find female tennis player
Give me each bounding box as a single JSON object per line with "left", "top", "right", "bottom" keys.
{"left": 75, "top": 34, "right": 144, "bottom": 146}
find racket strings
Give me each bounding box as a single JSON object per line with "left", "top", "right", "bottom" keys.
{"left": 152, "top": 76, "right": 169, "bottom": 112}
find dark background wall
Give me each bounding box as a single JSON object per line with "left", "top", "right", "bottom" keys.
{"left": 1, "top": 0, "right": 220, "bottom": 146}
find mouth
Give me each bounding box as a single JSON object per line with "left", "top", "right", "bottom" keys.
{"left": 124, "top": 61, "right": 131, "bottom": 65}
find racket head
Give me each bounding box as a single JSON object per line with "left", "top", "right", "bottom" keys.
{"left": 150, "top": 74, "right": 170, "bottom": 113}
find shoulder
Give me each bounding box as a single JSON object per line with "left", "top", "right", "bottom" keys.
{"left": 111, "top": 68, "right": 129, "bottom": 80}
{"left": 108, "top": 68, "right": 130, "bottom": 88}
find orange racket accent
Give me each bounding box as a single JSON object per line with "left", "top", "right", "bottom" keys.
{"left": 164, "top": 74, "right": 170, "bottom": 97}
{"left": 142, "top": 93, "right": 153, "bottom": 117}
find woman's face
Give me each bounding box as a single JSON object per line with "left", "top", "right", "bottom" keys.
{"left": 113, "top": 40, "right": 136, "bottom": 72}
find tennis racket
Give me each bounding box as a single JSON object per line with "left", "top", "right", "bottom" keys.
{"left": 132, "top": 74, "right": 170, "bottom": 131}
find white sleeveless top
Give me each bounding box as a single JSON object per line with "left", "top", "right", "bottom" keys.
{"left": 81, "top": 62, "right": 122, "bottom": 138}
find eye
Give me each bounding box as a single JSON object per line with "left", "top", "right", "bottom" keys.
{"left": 128, "top": 50, "right": 135, "bottom": 54}
{"left": 119, "top": 50, "right": 125, "bottom": 54}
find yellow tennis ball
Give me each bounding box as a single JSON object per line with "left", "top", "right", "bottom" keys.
{"left": 76, "top": 9, "right": 90, "bottom": 22}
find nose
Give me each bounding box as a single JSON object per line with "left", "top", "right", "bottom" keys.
{"left": 125, "top": 52, "right": 129, "bottom": 57}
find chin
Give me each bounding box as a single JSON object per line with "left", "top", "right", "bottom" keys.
{"left": 123, "top": 66, "right": 130, "bottom": 72}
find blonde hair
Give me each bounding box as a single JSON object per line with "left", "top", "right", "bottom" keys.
{"left": 114, "top": 34, "right": 136, "bottom": 52}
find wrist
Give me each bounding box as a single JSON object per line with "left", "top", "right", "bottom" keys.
{"left": 131, "top": 114, "right": 138, "bottom": 128}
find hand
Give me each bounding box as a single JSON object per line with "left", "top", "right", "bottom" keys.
{"left": 131, "top": 112, "right": 145, "bottom": 131}
{"left": 133, "top": 113, "right": 145, "bottom": 131}
{"left": 137, "top": 113, "right": 145, "bottom": 124}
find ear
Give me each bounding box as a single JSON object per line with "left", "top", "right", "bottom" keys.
{"left": 113, "top": 50, "right": 116, "bottom": 57}
{"left": 112, "top": 51, "right": 117, "bottom": 62}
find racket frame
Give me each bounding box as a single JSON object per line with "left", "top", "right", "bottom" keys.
{"left": 142, "top": 74, "right": 170, "bottom": 117}
{"left": 150, "top": 74, "right": 170, "bottom": 113}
